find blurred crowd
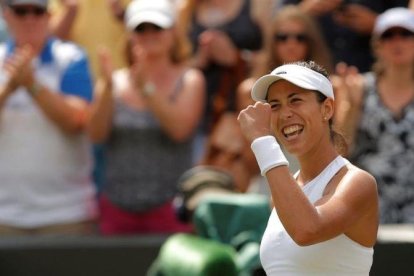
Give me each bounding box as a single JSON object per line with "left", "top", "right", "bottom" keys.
{"left": 0, "top": 0, "right": 413, "bottom": 236}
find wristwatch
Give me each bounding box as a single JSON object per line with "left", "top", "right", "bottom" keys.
{"left": 141, "top": 82, "right": 156, "bottom": 97}
{"left": 28, "top": 82, "right": 42, "bottom": 97}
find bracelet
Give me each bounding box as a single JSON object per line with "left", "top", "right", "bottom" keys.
{"left": 251, "top": 135, "right": 289, "bottom": 176}
{"left": 27, "top": 82, "right": 42, "bottom": 97}
{"left": 141, "top": 82, "right": 156, "bottom": 97}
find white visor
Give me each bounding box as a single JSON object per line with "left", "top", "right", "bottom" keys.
{"left": 251, "top": 64, "right": 334, "bottom": 102}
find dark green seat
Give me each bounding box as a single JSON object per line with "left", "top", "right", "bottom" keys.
{"left": 147, "top": 233, "right": 238, "bottom": 276}
{"left": 148, "top": 194, "right": 270, "bottom": 276}
{"left": 193, "top": 194, "right": 270, "bottom": 245}
{"left": 193, "top": 194, "right": 270, "bottom": 275}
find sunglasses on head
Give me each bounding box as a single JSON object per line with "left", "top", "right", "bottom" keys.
{"left": 134, "top": 23, "right": 164, "bottom": 34}
{"left": 10, "top": 6, "right": 47, "bottom": 17}
{"left": 380, "top": 28, "right": 414, "bottom": 41}
{"left": 274, "top": 33, "right": 308, "bottom": 43}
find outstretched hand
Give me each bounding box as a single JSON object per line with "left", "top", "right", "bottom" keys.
{"left": 237, "top": 101, "right": 273, "bottom": 143}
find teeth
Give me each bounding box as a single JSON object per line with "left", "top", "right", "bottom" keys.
{"left": 283, "top": 125, "right": 303, "bottom": 135}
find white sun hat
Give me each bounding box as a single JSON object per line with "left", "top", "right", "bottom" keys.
{"left": 125, "top": 0, "right": 175, "bottom": 31}
{"left": 251, "top": 63, "right": 334, "bottom": 102}
{"left": 373, "top": 7, "right": 414, "bottom": 37}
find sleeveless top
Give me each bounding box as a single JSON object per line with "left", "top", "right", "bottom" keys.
{"left": 189, "top": 0, "right": 263, "bottom": 132}
{"left": 103, "top": 69, "right": 193, "bottom": 212}
{"left": 260, "top": 156, "right": 373, "bottom": 275}
{"left": 350, "top": 72, "right": 414, "bottom": 223}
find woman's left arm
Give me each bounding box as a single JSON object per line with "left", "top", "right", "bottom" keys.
{"left": 251, "top": 0, "right": 274, "bottom": 35}
{"left": 145, "top": 68, "right": 206, "bottom": 142}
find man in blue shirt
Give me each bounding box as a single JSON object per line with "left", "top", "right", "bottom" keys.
{"left": 0, "top": 0, "right": 97, "bottom": 235}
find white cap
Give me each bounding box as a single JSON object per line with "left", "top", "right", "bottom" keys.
{"left": 251, "top": 64, "right": 334, "bottom": 102}
{"left": 125, "top": 0, "right": 175, "bottom": 31}
{"left": 373, "top": 7, "right": 414, "bottom": 36}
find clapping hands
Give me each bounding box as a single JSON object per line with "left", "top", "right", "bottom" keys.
{"left": 195, "top": 29, "right": 238, "bottom": 68}
{"left": 2, "top": 45, "right": 35, "bottom": 94}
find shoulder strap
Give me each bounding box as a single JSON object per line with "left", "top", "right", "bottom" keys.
{"left": 169, "top": 69, "right": 190, "bottom": 101}
{"left": 303, "top": 156, "right": 349, "bottom": 203}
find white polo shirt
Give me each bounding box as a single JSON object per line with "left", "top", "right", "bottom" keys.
{"left": 0, "top": 38, "right": 97, "bottom": 227}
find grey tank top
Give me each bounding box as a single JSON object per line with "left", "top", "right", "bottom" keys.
{"left": 103, "top": 72, "right": 193, "bottom": 212}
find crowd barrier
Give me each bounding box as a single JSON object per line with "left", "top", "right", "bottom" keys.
{"left": 0, "top": 224, "right": 413, "bottom": 275}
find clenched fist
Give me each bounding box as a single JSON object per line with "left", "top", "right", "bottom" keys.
{"left": 237, "top": 101, "right": 273, "bottom": 143}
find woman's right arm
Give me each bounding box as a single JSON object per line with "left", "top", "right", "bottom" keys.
{"left": 87, "top": 49, "right": 115, "bottom": 143}
{"left": 49, "top": 0, "right": 79, "bottom": 41}
{"left": 331, "top": 63, "right": 365, "bottom": 154}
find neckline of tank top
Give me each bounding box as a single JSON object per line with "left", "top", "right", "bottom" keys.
{"left": 299, "top": 155, "right": 347, "bottom": 192}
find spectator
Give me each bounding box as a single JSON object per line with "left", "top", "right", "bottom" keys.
{"left": 0, "top": 0, "right": 97, "bottom": 235}
{"left": 279, "top": 0, "right": 409, "bottom": 72}
{"left": 333, "top": 7, "right": 414, "bottom": 223}
{"left": 198, "top": 112, "right": 259, "bottom": 193}
{"left": 176, "top": 0, "right": 275, "bottom": 162}
{"left": 88, "top": 0, "right": 205, "bottom": 235}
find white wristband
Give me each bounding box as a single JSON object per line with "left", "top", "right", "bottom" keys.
{"left": 251, "top": 135, "right": 289, "bottom": 176}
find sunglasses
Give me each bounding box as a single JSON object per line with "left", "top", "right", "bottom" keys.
{"left": 274, "top": 33, "right": 308, "bottom": 43}
{"left": 10, "top": 6, "right": 47, "bottom": 17}
{"left": 134, "top": 24, "right": 164, "bottom": 34}
{"left": 380, "top": 29, "right": 414, "bottom": 41}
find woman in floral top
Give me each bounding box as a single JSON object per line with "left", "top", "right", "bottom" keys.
{"left": 333, "top": 7, "right": 414, "bottom": 223}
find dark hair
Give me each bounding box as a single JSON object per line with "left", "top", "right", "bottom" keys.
{"left": 292, "top": 61, "right": 348, "bottom": 155}
{"left": 293, "top": 60, "right": 329, "bottom": 78}
{"left": 312, "top": 91, "right": 347, "bottom": 155}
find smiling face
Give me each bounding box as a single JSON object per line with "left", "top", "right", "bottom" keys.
{"left": 267, "top": 80, "right": 334, "bottom": 157}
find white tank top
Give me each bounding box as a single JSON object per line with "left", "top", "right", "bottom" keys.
{"left": 260, "top": 156, "right": 373, "bottom": 275}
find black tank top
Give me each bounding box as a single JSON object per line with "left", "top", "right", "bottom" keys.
{"left": 189, "top": 0, "right": 263, "bottom": 133}
{"left": 190, "top": 0, "right": 263, "bottom": 51}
